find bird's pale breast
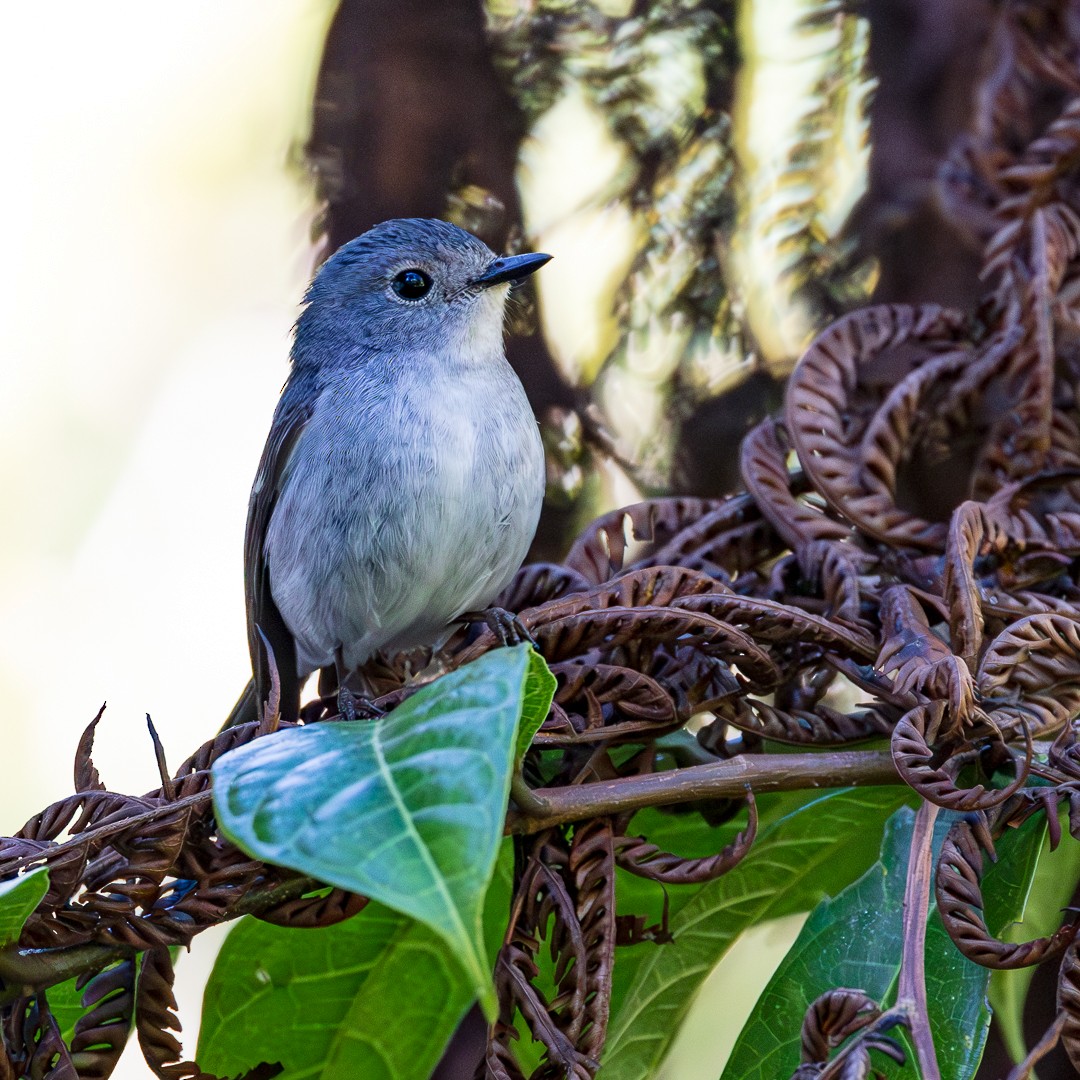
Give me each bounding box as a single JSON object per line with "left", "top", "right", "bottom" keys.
{"left": 264, "top": 356, "right": 544, "bottom": 676}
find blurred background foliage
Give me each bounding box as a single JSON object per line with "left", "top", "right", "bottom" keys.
{"left": 308, "top": 0, "right": 877, "bottom": 541}
{"left": 0, "top": 1, "right": 1011, "bottom": 1076}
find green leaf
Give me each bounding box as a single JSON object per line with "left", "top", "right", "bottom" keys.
{"left": 721, "top": 808, "right": 913, "bottom": 1080}
{"left": 989, "top": 823, "right": 1080, "bottom": 1066}
{"left": 44, "top": 978, "right": 84, "bottom": 1045}
{"left": 199, "top": 908, "right": 466, "bottom": 1078}
{"left": 923, "top": 814, "right": 1043, "bottom": 1080}
{"left": 722, "top": 807, "right": 1046, "bottom": 1080}
{"left": 199, "top": 842, "right": 514, "bottom": 1080}
{"left": 602, "top": 786, "right": 913, "bottom": 1080}
{"left": 212, "top": 643, "right": 547, "bottom": 1019}
{"left": 515, "top": 647, "right": 557, "bottom": 765}
{"left": 0, "top": 867, "right": 48, "bottom": 947}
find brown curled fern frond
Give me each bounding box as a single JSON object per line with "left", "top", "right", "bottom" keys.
{"left": 69, "top": 959, "right": 136, "bottom": 1080}
{"left": 628, "top": 494, "right": 777, "bottom": 581}
{"left": 937, "top": 817, "right": 1080, "bottom": 969}
{"left": 978, "top": 612, "right": 1080, "bottom": 738}
{"left": 1059, "top": 938, "right": 1080, "bottom": 1074}
{"left": 563, "top": 498, "right": 724, "bottom": 583}
{"left": 492, "top": 833, "right": 599, "bottom": 1080}
{"left": 875, "top": 587, "right": 975, "bottom": 722}
{"left": 670, "top": 592, "right": 876, "bottom": 662}
{"left": 4, "top": 994, "right": 78, "bottom": 1080}
{"left": 891, "top": 702, "right": 1032, "bottom": 811}
{"left": 528, "top": 606, "right": 750, "bottom": 667}
{"left": 943, "top": 501, "right": 990, "bottom": 671}
{"left": 788, "top": 987, "right": 904, "bottom": 1080}
{"left": 715, "top": 696, "right": 893, "bottom": 747}
{"left": 740, "top": 420, "right": 853, "bottom": 553}
{"left": 496, "top": 562, "right": 593, "bottom": 612}
{"left": 784, "top": 303, "right": 970, "bottom": 550}
{"left": 614, "top": 791, "right": 756, "bottom": 884}
{"left": 646, "top": 646, "right": 742, "bottom": 721}
{"left": 566, "top": 819, "right": 617, "bottom": 1064}
{"left": 800, "top": 988, "right": 880, "bottom": 1063}
{"left": 253, "top": 887, "right": 368, "bottom": 929}
{"left": 75, "top": 705, "right": 108, "bottom": 795}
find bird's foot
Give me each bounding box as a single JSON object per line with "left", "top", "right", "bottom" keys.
{"left": 336, "top": 686, "right": 384, "bottom": 722}
{"left": 333, "top": 645, "right": 385, "bottom": 720}
{"left": 464, "top": 606, "right": 536, "bottom": 648}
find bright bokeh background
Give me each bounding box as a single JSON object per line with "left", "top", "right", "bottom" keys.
{"left": 0, "top": 3, "right": 863, "bottom": 1076}
{"left": 0, "top": 5, "right": 334, "bottom": 1074}
{"left": 0, "top": 0, "right": 335, "bottom": 817}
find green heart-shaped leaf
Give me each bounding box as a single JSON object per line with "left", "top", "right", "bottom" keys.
{"left": 212, "top": 644, "right": 553, "bottom": 1018}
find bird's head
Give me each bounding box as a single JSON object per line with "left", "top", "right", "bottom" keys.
{"left": 294, "top": 218, "right": 551, "bottom": 370}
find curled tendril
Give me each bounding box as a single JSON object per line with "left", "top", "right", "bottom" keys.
{"left": 891, "top": 702, "right": 1032, "bottom": 811}
{"left": 937, "top": 817, "right": 1080, "bottom": 969}
{"left": 800, "top": 989, "right": 880, "bottom": 1063}
{"left": 615, "top": 792, "right": 757, "bottom": 884}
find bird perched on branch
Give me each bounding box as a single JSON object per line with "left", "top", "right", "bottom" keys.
{"left": 229, "top": 218, "right": 550, "bottom": 725}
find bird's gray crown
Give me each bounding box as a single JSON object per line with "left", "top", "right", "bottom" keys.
{"left": 303, "top": 218, "right": 499, "bottom": 308}
{"left": 313, "top": 219, "right": 496, "bottom": 293}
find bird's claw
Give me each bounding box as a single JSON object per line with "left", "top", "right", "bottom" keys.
{"left": 336, "top": 686, "right": 384, "bottom": 721}
{"left": 483, "top": 607, "right": 536, "bottom": 648}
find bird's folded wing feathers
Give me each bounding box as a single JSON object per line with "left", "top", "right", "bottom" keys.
{"left": 243, "top": 386, "right": 313, "bottom": 722}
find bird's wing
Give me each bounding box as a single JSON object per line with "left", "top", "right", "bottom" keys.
{"left": 244, "top": 384, "right": 314, "bottom": 722}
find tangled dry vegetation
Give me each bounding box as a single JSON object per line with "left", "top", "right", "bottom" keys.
{"left": 6, "top": 5, "right": 1080, "bottom": 1080}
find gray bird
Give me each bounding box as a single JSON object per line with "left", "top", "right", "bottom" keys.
{"left": 230, "top": 218, "right": 550, "bottom": 725}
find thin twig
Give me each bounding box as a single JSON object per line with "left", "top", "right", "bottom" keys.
{"left": 507, "top": 750, "right": 902, "bottom": 833}
{"left": 897, "top": 799, "right": 941, "bottom": 1080}
{"left": 0, "top": 749, "right": 903, "bottom": 1004}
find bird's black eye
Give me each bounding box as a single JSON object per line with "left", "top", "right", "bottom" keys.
{"left": 391, "top": 269, "right": 432, "bottom": 300}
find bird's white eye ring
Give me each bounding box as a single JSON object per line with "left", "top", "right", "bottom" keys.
{"left": 391, "top": 269, "right": 432, "bottom": 300}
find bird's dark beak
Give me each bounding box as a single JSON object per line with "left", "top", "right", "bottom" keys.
{"left": 473, "top": 252, "right": 552, "bottom": 289}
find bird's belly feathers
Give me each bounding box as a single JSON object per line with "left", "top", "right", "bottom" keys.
{"left": 264, "top": 366, "right": 544, "bottom": 676}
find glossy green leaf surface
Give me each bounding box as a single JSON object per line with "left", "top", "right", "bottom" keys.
{"left": 212, "top": 644, "right": 552, "bottom": 1019}
{"left": 203, "top": 909, "right": 463, "bottom": 1079}
{"left": 0, "top": 867, "right": 48, "bottom": 947}
{"left": 721, "top": 808, "right": 912, "bottom": 1080}
{"left": 515, "top": 648, "right": 557, "bottom": 765}
{"left": 723, "top": 807, "right": 1045, "bottom": 1080}
{"left": 602, "top": 787, "right": 914, "bottom": 1080}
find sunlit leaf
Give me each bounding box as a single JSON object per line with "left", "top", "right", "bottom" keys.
{"left": 989, "top": 821, "right": 1080, "bottom": 1066}
{"left": 212, "top": 644, "right": 551, "bottom": 1019}
{"left": 515, "top": 648, "right": 557, "bottom": 765}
